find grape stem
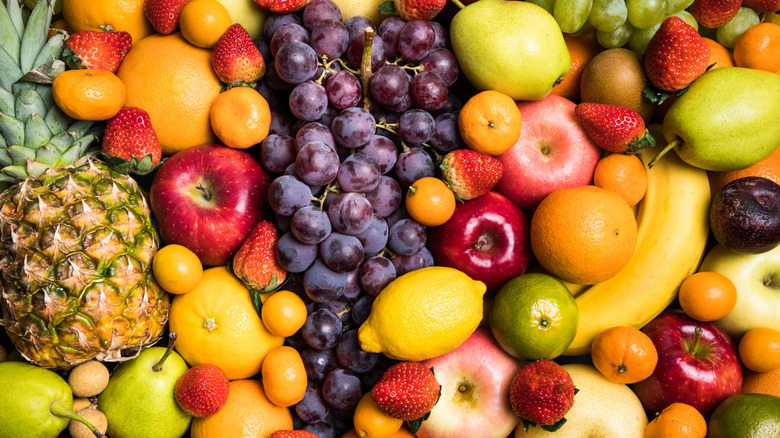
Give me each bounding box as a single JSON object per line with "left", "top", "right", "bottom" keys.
{"left": 360, "top": 27, "right": 375, "bottom": 111}
{"left": 315, "top": 55, "right": 342, "bottom": 85}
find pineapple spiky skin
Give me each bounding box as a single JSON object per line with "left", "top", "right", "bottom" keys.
{"left": 0, "top": 157, "right": 170, "bottom": 369}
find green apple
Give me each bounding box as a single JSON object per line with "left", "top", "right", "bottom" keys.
{"left": 698, "top": 243, "right": 780, "bottom": 338}
{"left": 331, "top": 0, "right": 389, "bottom": 24}
{"left": 450, "top": 0, "right": 571, "bottom": 101}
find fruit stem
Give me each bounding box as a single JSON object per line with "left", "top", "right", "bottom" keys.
{"left": 49, "top": 400, "right": 107, "bottom": 438}
{"left": 152, "top": 332, "right": 178, "bottom": 372}
{"left": 647, "top": 138, "right": 681, "bottom": 169}
{"left": 450, "top": 0, "right": 466, "bottom": 9}
{"left": 690, "top": 327, "right": 703, "bottom": 356}
{"left": 360, "top": 27, "right": 375, "bottom": 112}
{"left": 195, "top": 183, "right": 211, "bottom": 202}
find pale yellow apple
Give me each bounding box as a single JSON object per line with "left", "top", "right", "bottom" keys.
{"left": 515, "top": 364, "right": 648, "bottom": 438}
{"left": 216, "top": 0, "right": 268, "bottom": 39}
{"left": 331, "top": 0, "right": 389, "bottom": 25}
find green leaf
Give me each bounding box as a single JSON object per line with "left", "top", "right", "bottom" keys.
{"left": 0, "top": 1, "right": 21, "bottom": 63}
{"left": 8, "top": 144, "right": 36, "bottom": 164}
{"left": 250, "top": 289, "right": 263, "bottom": 317}
{"left": 2, "top": 165, "right": 28, "bottom": 180}
{"left": 378, "top": 0, "right": 397, "bottom": 16}
{"left": 44, "top": 104, "right": 69, "bottom": 133}
{"left": 0, "top": 144, "right": 11, "bottom": 166}
{"left": 0, "top": 112, "right": 25, "bottom": 146}
{"left": 6, "top": 0, "right": 25, "bottom": 46}
{"left": 24, "top": 113, "right": 52, "bottom": 148}
{"left": 19, "top": 0, "right": 51, "bottom": 73}
{"left": 15, "top": 84, "right": 45, "bottom": 121}
{"left": 642, "top": 84, "right": 674, "bottom": 105}
{"left": 0, "top": 86, "right": 14, "bottom": 115}
{"left": 0, "top": 45, "right": 24, "bottom": 90}
{"left": 33, "top": 144, "right": 58, "bottom": 165}
{"left": 540, "top": 417, "right": 567, "bottom": 433}
{"left": 407, "top": 418, "right": 423, "bottom": 435}
{"left": 33, "top": 32, "right": 65, "bottom": 71}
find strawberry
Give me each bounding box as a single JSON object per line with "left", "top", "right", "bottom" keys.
{"left": 689, "top": 0, "right": 742, "bottom": 28}
{"left": 211, "top": 23, "right": 266, "bottom": 86}
{"left": 742, "top": 0, "right": 780, "bottom": 12}
{"left": 101, "top": 107, "right": 163, "bottom": 175}
{"left": 63, "top": 30, "right": 132, "bottom": 73}
{"left": 371, "top": 361, "right": 440, "bottom": 422}
{"left": 643, "top": 16, "right": 710, "bottom": 93}
{"left": 574, "top": 103, "right": 656, "bottom": 154}
{"left": 253, "top": 0, "right": 312, "bottom": 13}
{"left": 379, "top": 0, "right": 448, "bottom": 21}
{"left": 145, "top": 0, "right": 190, "bottom": 35}
{"left": 231, "top": 220, "right": 287, "bottom": 292}
{"left": 510, "top": 360, "right": 575, "bottom": 431}
{"left": 174, "top": 363, "right": 230, "bottom": 418}
{"left": 269, "top": 431, "right": 319, "bottom": 438}
{"left": 440, "top": 149, "right": 503, "bottom": 201}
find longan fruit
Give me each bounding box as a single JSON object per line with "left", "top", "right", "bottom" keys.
{"left": 69, "top": 408, "right": 108, "bottom": 438}
{"left": 72, "top": 397, "right": 94, "bottom": 412}
{"left": 68, "top": 360, "right": 110, "bottom": 397}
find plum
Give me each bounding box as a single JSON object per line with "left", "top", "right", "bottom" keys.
{"left": 710, "top": 176, "right": 780, "bottom": 254}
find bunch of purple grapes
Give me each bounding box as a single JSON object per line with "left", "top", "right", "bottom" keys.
{"left": 251, "top": 1, "right": 469, "bottom": 436}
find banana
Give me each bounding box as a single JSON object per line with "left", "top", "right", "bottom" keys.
{"left": 563, "top": 126, "right": 712, "bottom": 356}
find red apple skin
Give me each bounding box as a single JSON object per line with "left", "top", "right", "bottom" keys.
{"left": 631, "top": 310, "right": 743, "bottom": 419}
{"left": 493, "top": 94, "right": 601, "bottom": 214}
{"left": 427, "top": 191, "right": 531, "bottom": 291}
{"left": 149, "top": 144, "right": 271, "bottom": 267}
{"left": 418, "top": 328, "right": 521, "bottom": 438}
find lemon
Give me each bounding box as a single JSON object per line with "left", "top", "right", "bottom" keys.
{"left": 490, "top": 273, "right": 578, "bottom": 360}
{"left": 357, "top": 266, "right": 487, "bottom": 361}
{"left": 708, "top": 393, "right": 780, "bottom": 438}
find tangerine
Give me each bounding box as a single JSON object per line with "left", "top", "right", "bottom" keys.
{"left": 678, "top": 271, "right": 738, "bottom": 322}
{"left": 703, "top": 37, "right": 735, "bottom": 69}
{"left": 590, "top": 325, "right": 658, "bottom": 384}
{"left": 733, "top": 22, "right": 780, "bottom": 72}
{"left": 352, "top": 392, "right": 403, "bottom": 438}
{"left": 152, "top": 244, "right": 204, "bottom": 295}
{"left": 742, "top": 367, "right": 780, "bottom": 397}
{"left": 62, "top": 0, "right": 153, "bottom": 44}
{"left": 708, "top": 145, "right": 780, "bottom": 198}
{"left": 739, "top": 327, "right": 780, "bottom": 373}
{"left": 458, "top": 90, "right": 522, "bottom": 156}
{"left": 645, "top": 402, "right": 707, "bottom": 438}
{"left": 405, "top": 177, "right": 456, "bottom": 227}
{"left": 593, "top": 153, "right": 648, "bottom": 207}
{"left": 211, "top": 86, "right": 272, "bottom": 149}
{"left": 261, "top": 346, "right": 307, "bottom": 408}
{"left": 261, "top": 290, "right": 308, "bottom": 338}
{"left": 551, "top": 32, "right": 603, "bottom": 102}
{"left": 52, "top": 69, "right": 126, "bottom": 121}
{"left": 179, "top": 0, "right": 233, "bottom": 49}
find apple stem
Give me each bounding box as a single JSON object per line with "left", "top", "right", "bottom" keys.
{"left": 690, "top": 327, "right": 703, "bottom": 356}
{"left": 152, "top": 332, "right": 178, "bottom": 372}
{"left": 195, "top": 183, "right": 211, "bottom": 202}
{"left": 647, "top": 138, "right": 682, "bottom": 169}
{"left": 360, "top": 27, "right": 375, "bottom": 112}
{"left": 49, "top": 400, "right": 107, "bottom": 438}
{"left": 450, "top": 0, "right": 466, "bottom": 9}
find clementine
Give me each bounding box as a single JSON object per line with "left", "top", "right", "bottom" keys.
{"left": 62, "top": 0, "right": 154, "bottom": 44}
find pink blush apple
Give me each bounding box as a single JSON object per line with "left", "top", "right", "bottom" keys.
{"left": 493, "top": 94, "right": 601, "bottom": 214}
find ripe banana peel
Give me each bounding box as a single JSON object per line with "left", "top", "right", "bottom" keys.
{"left": 563, "top": 129, "right": 711, "bottom": 356}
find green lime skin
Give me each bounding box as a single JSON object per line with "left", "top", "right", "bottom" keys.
{"left": 708, "top": 393, "right": 780, "bottom": 438}
{"left": 489, "top": 272, "right": 579, "bottom": 360}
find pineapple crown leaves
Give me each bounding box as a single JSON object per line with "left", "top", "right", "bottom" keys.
{"left": 100, "top": 152, "right": 166, "bottom": 176}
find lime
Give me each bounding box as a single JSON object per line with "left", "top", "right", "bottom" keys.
{"left": 489, "top": 273, "right": 578, "bottom": 360}
{"left": 708, "top": 393, "right": 780, "bottom": 438}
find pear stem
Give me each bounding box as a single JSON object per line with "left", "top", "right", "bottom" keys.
{"left": 152, "top": 332, "right": 178, "bottom": 372}
{"left": 49, "top": 400, "right": 107, "bottom": 438}
{"left": 647, "top": 137, "right": 682, "bottom": 169}
{"left": 450, "top": 0, "right": 466, "bottom": 9}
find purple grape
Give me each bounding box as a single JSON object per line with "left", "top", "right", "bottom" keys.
{"left": 430, "top": 21, "right": 448, "bottom": 49}
{"left": 410, "top": 71, "right": 448, "bottom": 111}
{"left": 296, "top": 385, "right": 330, "bottom": 423}
{"left": 275, "top": 41, "right": 319, "bottom": 84}
{"left": 369, "top": 64, "right": 410, "bottom": 106}
{"left": 331, "top": 107, "right": 376, "bottom": 148}
{"left": 304, "top": 259, "right": 347, "bottom": 303}
{"left": 420, "top": 48, "right": 459, "bottom": 86}
{"left": 276, "top": 231, "right": 319, "bottom": 273}
{"left": 302, "top": 307, "right": 343, "bottom": 350}
{"left": 296, "top": 141, "right": 340, "bottom": 186}
{"left": 285, "top": 162, "right": 323, "bottom": 195}
{"left": 388, "top": 218, "right": 427, "bottom": 256}
{"left": 270, "top": 22, "right": 310, "bottom": 58}
{"left": 303, "top": 421, "right": 336, "bottom": 438}
{"left": 290, "top": 80, "right": 329, "bottom": 121}
{"left": 327, "top": 191, "right": 374, "bottom": 235}
{"left": 392, "top": 246, "right": 434, "bottom": 276}
{"left": 291, "top": 205, "right": 332, "bottom": 244}
{"left": 260, "top": 134, "right": 296, "bottom": 173}
{"left": 356, "top": 135, "right": 397, "bottom": 174}
{"left": 256, "top": 80, "right": 281, "bottom": 109}
{"left": 317, "top": 105, "right": 341, "bottom": 128}
{"left": 301, "top": 348, "right": 339, "bottom": 384}
{"left": 430, "top": 112, "right": 463, "bottom": 153}
{"left": 311, "top": 19, "right": 350, "bottom": 59}
{"left": 434, "top": 92, "right": 464, "bottom": 117}
{"left": 296, "top": 121, "right": 337, "bottom": 151}
{"left": 351, "top": 294, "right": 374, "bottom": 326}
{"left": 264, "top": 13, "right": 302, "bottom": 41}
{"left": 252, "top": 37, "right": 272, "bottom": 68}
{"left": 344, "top": 15, "right": 376, "bottom": 40}
{"left": 354, "top": 213, "right": 388, "bottom": 256}
{"left": 336, "top": 153, "right": 382, "bottom": 193}
{"left": 302, "top": 0, "right": 342, "bottom": 30}
{"left": 377, "top": 16, "right": 405, "bottom": 56}
{"left": 383, "top": 91, "right": 413, "bottom": 113}
{"left": 342, "top": 266, "right": 361, "bottom": 300}
{"left": 275, "top": 211, "right": 292, "bottom": 233}
{"left": 359, "top": 255, "right": 397, "bottom": 296}
{"left": 363, "top": 175, "right": 402, "bottom": 217}
{"left": 319, "top": 232, "right": 364, "bottom": 272}
{"left": 398, "top": 19, "right": 435, "bottom": 61}
{"left": 268, "top": 107, "right": 294, "bottom": 136}
{"left": 322, "top": 369, "right": 362, "bottom": 410}
{"left": 316, "top": 299, "right": 351, "bottom": 323}
{"left": 336, "top": 330, "right": 379, "bottom": 373}
{"left": 325, "top": 70, "right": 362, "bottom": 110}
{"left": 346, "top": 32, "right": 387, "bottom": 72}
{"left": 398, "top": 109, "right": 436, "bottom": 144}
{"left": 385, "top": 202, "right": 411, "bottom": 228}
{"left": 264, "top": 60, "right": 296, "bottom": 92}
{"left": 268, "top": 175, "right": 313, "bottom": 216}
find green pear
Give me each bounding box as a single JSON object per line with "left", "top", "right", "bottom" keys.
{"left": 449, "top": 0, "right": 571, "bottom": 101}
{"left": 0, "top": 361, "right": 105, "bottom": 438}
{"left": 650, "top": 67, "right": 780, "bottom": 171}
{"left": 97, "top": 334, "right": 191, "bottom": 438}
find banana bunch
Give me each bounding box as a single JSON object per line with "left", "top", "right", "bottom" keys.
{"left": 563, "top": 125, "right": 712, "bottom": 356}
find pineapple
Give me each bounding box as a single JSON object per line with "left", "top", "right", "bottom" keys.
{"left": 0, "top": 1, "right": 170, "bottom": 369}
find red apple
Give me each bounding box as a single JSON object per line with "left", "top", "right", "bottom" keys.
{"left": 149, "top": 144, "right": 271, "bottom": 267}
{"left": 418, "top": 328, "right": 522, "bottom": 438}
{"left": 427, "top": 191, "right": 531, "bottom": 291}
{"left": 631, "top": 310, "right": 743, "bottom": 418}
{"left": 493, "top": 94, "right": 601, "bottom": 214}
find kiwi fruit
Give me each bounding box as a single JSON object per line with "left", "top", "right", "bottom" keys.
{"left": 69, "top": 408, "right": 108, "bottom": 438}
{"left": 580, "top": 48, "right": 657, "bottom": 122}
{"left": 68, "top": 360, "right": 110, "bottom": 397}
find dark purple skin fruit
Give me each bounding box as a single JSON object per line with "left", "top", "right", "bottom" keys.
{"left": 709, "top": 176, "right": 780, "bottom": 254}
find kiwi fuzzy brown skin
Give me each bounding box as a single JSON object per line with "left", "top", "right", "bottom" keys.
{"left": 710, "top": 177, "right": 780, "bottom": 254}
{"left": 579, "top": 48, "right": 656, "bottom": 122}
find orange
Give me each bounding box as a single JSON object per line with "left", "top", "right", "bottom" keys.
{"left": 742, "top": 367, "right": 780, "bottom": 397}
{"left": 529, "top": 185, "right": 638, "bottom": 285}
{"left": 552, "top": 32, "right": 603, "bottom": 102}
{"left": 168, "top": 266, "right": 284, "bottom": 380}
{"left": 457, "top": 90, "right": 522, "bottom": 156}
{"left": 48, "top": 18, "right": 71, "bottom": 40}
{"left": 261, "top": 345, "right": 307, "bottom": 408}
{"left": 179, "top": 0, "right": 233, "bottom": 49}
{"left": 703, "top": 38, "right": 735, "bottom": 69}
{"left": 405, "top": 177, "right": 456, "bottom": 227}
{"left": 352, "top": 392, "right": 404, "bottom": 438}
{"left": 261, "top": 290, "right": 307, "bottom": 338}
{"left": 593, "top": 153, "right": 648, "bottom": 207}
{"left": 591, "top": 325, "right": 658, "bottom": 384}
{"left": 678, "top": 271, "right": 738, "bottom": 322}
{"left": 116, "top": 32, "right": 222, "bottom": 156}
{"left": 62, "top": 0, "right": 154, "bottom": 45}
{"left": 733, "top": 22, "right": 780, "bottom": 72}
{"left": 739, "top": 327, "right": 780, "bottom": 373}
{"left": 52, "top": 69, "right": 126, "bottom": 121}
{"left": 152, "top": 244, "right": 204, "bottom": 295}
{"left": 211, "top": 86, "right": 272, "bottom": 149}
{"left": 708, "top": 145, "right": 780, "bottom": 198}
{"left": 645, "top": 402, "right": 707, "bottom": 438}
{"left": 191, "top": 379, "right": 293, "bottom": 438}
